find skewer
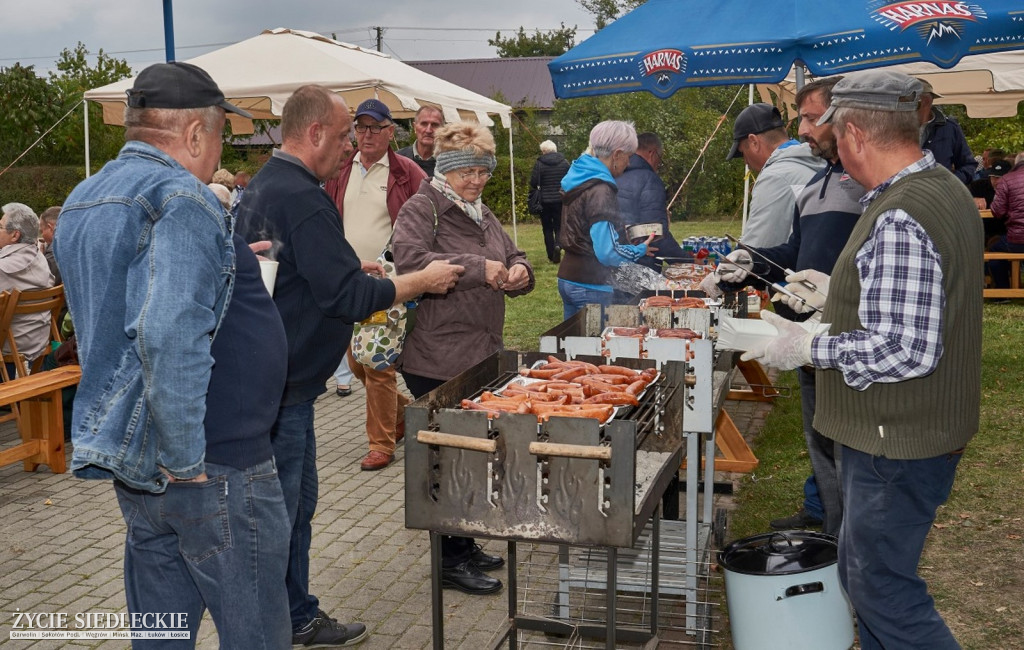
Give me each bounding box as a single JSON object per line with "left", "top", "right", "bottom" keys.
{"left": 723, "top": 233, "right": 827, "bottom": 298}
{"left": 716, "top": 259, "right": 822, "bottom": 314}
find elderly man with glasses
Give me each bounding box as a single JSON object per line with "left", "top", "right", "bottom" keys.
{"left": 325, "top": 99, "right": 427, "bottom": 471}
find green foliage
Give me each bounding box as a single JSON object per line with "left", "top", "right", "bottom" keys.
{"left": 945, "top": 104, "right": 1024, "bottom": 157}
{"left": 47, "top": 43, "right": 133, "bottom": 167}
{"left": 550, "top": 86, "right": 748, "bottom": 219}
{"left": 0, "top": 63, "right": 62, "bottom": 166}
{"left": 576, "top": 0, "right": 644, "bottom": 29}
{"left": 488, "top": 24, "right": 577, "bottom": 58}
{"left": 0, "top": 165, "right": 85, "bottom": 212}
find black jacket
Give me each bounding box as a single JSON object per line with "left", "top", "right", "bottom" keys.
{"left": 235, "top": 155, "right": 396, "bottom": 405}
{"left": 530, "top": 152, "right": 570, "bottom": 205}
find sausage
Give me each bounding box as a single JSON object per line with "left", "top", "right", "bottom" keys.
{"left": 520, "top": 367, "right": 561, "bottom": 379}
{"left": 582, "top": 392, "right": 638, "bottom": 406}
{"left": 536, "top": 405, "right": 614, "bottom": 423}
{"left": 625, "top": 380, "right": 649, "bottom": 396}
{"left": 588, "top": 373, "right": 633, "bottom": 385}
{"left": 480, "top": 391, "right": 527, "bottom": 403}
{"left": 578, "top": 377, "right": 626, "bottom": 395}
{"left": 551, "top": 367, "right": 588, "bottom": 382}
{"left": 600, "top": 365, "right": 641, "bottom": 378}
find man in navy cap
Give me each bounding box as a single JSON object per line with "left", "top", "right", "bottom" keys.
{"left": 727, "top": 102, "right": 823, "bottom": 247}
{"left": 325, "top": 99, "right": 427, "bottom": 471}
{"left": 744, "top": 70, "right": 981, "bottom": 649}
{"left": 57, "top": 62, "right": 294, "bottom": 647}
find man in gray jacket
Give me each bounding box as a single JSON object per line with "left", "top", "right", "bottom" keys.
{"left": 728, "top": 103, "right": 824, "bottom": 247}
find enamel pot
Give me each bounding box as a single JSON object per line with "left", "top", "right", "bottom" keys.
{"left": 719, "top": 531, "right": 854, "bottom": 650}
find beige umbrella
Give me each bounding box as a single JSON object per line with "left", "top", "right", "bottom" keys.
{"left": 758, "top": 50, "right": 1024, "bottom": 120}
{"left": 84, "top": 28, "right": 512, "bottom": 135}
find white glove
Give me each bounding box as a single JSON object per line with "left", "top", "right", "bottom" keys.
{"left": 740, "top": 311, "right": 814, "bottom": 370}
{"left": 717, "top": 249, "right": 753, "bottom": 283}
{"left": 771, "top": 269, "right": 830, "bottom": 314}
{"left": 698, "top": 273, "right": 723, "bottom": 299}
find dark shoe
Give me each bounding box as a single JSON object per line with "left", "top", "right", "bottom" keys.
{"left": 395, "top": 419, "right": 405, "bottom": 444}
{"left": 336, "top": 384, "right": 352, "bottom": 397}
{"left": 770, "top": 509, "right": 823, "bottom": 530}
{"left": 470, "top": 543, "right": 504, "bottom": 571}
{"left": 292, "top": 609, "right": 367, "bottom": 646}
{"left": 360, "top": 450, "right": 394, "bottom": 471}
{"left": 441, "top": 560, "right": 502, "bottom": 595}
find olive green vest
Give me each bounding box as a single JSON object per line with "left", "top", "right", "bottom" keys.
{"left": 814, "top": 165, "right": 982, "bottom": 459}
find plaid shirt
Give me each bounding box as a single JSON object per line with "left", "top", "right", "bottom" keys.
{"left": 813, "top": 152, "right": 945, "bottom": 391}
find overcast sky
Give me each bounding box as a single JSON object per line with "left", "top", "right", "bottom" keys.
{"left": 0, "top": 0, "right": 599, "bottom": 75}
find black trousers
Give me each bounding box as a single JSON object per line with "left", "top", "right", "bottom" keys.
{"left": 540, "top": 201, "right": 562, "bottom": 261}
{"left": 401, "top": 370, "right": 479, "bottom": 567}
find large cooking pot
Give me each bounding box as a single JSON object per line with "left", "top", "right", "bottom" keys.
{"left": 719, "top": 531, "right": 854, "bottom": 650}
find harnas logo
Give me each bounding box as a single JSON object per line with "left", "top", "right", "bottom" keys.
{"left": 641, "top": 49, "right": 685, "bottom": 76}
{"left": 872, "top": 1, "right": 987, "bottom": 43}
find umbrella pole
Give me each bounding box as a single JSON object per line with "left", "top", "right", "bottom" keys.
{"left": 508, "top": 122, "right": 517, "bottom": 246}
{"left": 84, "top": 100, "right": 91, "bottom": 179}
{"left": 741, "top": 84, "right": 753, "bottom": 232}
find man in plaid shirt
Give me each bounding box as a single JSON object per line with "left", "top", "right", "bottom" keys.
{"left": 745, "top": 70, "right": 982, "bottom": 649}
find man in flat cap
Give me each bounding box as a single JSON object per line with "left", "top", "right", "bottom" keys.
{"left": 727, "top": 102, "right": 823, "bottom": 247}
{"left": 57, "top": 62, "right": 293, "bottom": 646}
{"left": 744, "top": 70, "right": 982, "bottom": 649}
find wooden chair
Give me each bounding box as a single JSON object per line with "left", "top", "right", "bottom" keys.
{"left": 0, "top": 289, "right": 22, "bottom": 426}
{"left": 3, "top": 285, "right": 66, "bottom": 376}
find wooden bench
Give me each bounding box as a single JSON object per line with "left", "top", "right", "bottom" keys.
{"left": 0, "top": 365, "right": 81, "bottom": 473}
{"left": 983, "top": 252, "right": 1024, "bottom": 299}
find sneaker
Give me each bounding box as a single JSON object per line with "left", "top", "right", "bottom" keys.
{"left": 292, "top": 610, "right": 367, "bottom": 647}
{"left": 769, "top": 509, "right": 823, "bottom": 530}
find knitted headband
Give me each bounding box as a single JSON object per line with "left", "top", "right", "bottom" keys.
{"left": 435, "top": 149, "right": 497, "bottom": 175}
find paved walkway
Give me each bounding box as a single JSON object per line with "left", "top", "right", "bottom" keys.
{"left": 0, "top": 374, "right": 772, "bottom": 649}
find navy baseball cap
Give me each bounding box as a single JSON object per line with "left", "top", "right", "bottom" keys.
{"left": 355, "top": 98, "right": 393, "bottom": 123}
{"left": 126, "top": 62, "right": 251, "bottom": 118}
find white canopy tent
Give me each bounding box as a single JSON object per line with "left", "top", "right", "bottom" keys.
{"left": 757, "top": 50, "right": 1024, "bottom": 119}
{"left": 82, "top": 28, "right": 522, "bottom": 237}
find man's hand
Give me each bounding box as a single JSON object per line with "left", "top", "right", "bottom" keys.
{"left": 698, "top": 273, "right": 723, "bottom": 299}
{"left": 485, "top": 259, "right": 509, "bottom": 291}
{"left": 740, "top": 311, "right": 814, "bottom": 370}
{"left": 772, "top": 269, "right": 829, "bottom": 314}
{"left": 360, "top": 259, "right": 387, "bottom": 277}
{"left": 717, "top": 249, "right": 753, "bottom": 283}
{"left": 974, "top": 197, "right": 987, "bottom": 211}
{"left": 249, "top": 240, "right": 273, "bottom": 260}
{"left": 420, "top": 260, "right": 465, "bottom": 294}
{"left": 502, "top": 263, "right": 530, "bottom": 292}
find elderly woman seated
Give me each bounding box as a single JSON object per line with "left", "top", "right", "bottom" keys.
{"left": 0, "top": 203, "right": 56, "bottom": 375}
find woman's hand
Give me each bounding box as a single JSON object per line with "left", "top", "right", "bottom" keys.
{"left": 643, "top": 233, "right": 659, "bottom": 257}
{"left": 485, "top": 259, "right": 509, "bottom": 290}
{"left": 502, "top": 263, "right": 530, "bottom": 291}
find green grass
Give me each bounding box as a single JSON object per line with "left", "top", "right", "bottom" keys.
{"left": 501, "top": 220, "right": 1024, "bottom": 648}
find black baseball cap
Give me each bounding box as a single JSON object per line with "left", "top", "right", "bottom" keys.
{"left": 126, "top": 62, "right": 251, "bottom": 118}
{"left": 728, "top": 103, "right": 785, "bottom": 160}
{"left": 990, "top": 160, "right": 1013, "bottom": 177}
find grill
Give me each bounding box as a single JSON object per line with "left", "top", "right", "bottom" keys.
{"left": 406, "top": 298, "right": 738, "bottom": 649}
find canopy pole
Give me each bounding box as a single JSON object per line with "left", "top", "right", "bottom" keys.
{"left": 84, "top": 100, "right": 91, "bottom": 179}
{"left": 163, "top": 0, "right": 176, "bottom": 61}
{"left": 508, "top": 120, "right": 517, "bottom": 246}
{"left": 741, "top": 83, "right": 754, "bottom": 232}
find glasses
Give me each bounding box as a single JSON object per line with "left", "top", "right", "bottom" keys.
{"left": 354, "top": 123, "right": 390, "bottom": 134}
{"left": 457, "top": 170, "right": 492, "bottom": 182}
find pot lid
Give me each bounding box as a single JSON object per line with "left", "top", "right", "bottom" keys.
{"left": 719, "top": 531, "right": 837, "bottom": 576}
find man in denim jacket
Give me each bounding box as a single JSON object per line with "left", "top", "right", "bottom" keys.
{"left": 56, "top": 63, "right": 292, "bottom": 649}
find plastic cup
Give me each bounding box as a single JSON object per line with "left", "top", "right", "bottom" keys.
{"left": 259, "top": 260, "right": 279, "bottom": 297}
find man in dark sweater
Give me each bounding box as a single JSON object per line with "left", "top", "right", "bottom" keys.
{"left": 235, "top": 85, "right": 463, "bottom": 647}
{"left": 745, "top": 71, "right": 982, "bottom": 650}
{"left": 396, "top": 105, "right": 443, "bottom": 177}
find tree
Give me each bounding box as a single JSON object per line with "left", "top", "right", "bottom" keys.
{"left": 489, "top": 24, "right": 577, "bottom": 58}
{"left": 48, "top": 42, "right": 133, "bottom": 168}
{"left": 576, "top": 0, "right": 645, "bottom": 30}
{"left": 0, "top": 63, "right": 61, "bottom": 166}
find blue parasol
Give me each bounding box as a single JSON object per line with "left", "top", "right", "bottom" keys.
{"left": 550, "top": 0, "right": 1024, "bottom": 98}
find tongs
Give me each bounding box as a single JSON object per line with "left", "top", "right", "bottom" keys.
{"left": 723, "top": 233, "right": 827, "bottom": 298}
{"left": 716, "top": 258, "right": 822, "bottom": 314}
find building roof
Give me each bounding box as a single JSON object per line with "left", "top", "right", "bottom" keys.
{"left": 406, "top": 57, "right": 556, "bottom": 110}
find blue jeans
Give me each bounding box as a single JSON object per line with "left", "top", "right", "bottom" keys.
{"left": 558, "top": 278, "right": 612, "bottom": 321}
{"left": 114, "top": 459, "right": 290, "bottom": 650}
{"left": 271, "top": 399, "right": 321, "bottom": 630}
{"left": 839, "top": 446, "right": 962, "bottom": 649}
